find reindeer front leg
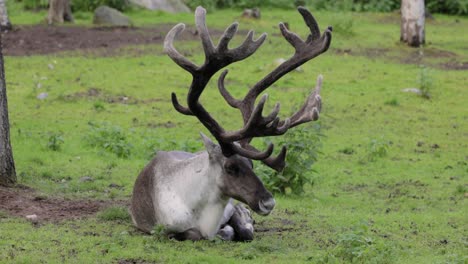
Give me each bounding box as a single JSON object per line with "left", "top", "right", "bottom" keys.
{"left": 218, "top": 203, "right": 255, "bottom": 241}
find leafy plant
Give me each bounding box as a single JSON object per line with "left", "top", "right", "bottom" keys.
{"left": 183, "top": 0, "right": 467, "bottom": 14}
{"left": 317, "top": 221, "right": 396, "bottom": 263}
{"left": 184, "top": 0, "right": 293, "bottom": 10}
{"left": 330, "top": 12, "right": 355, "bottom": 36}
{"left": 418, "top": 65, "right": 434, "bottom": 99}
{"left": 93, "top": 101, "right": 105, "bottom": 112}
{"left": 258, "top": 123, "right": 323, "bottom": 195}
{"left": 384, "top": 98, "right": 399, "bottom": 106}
{"left": 47, "top": 133, "right": 64, "bottom": 151}
{"left": 361, "top": 137, "right": 389, "bottom": 163}
{"left": 85, "top": 122, "right": 133, "bottom": 158}
{"left": 339, "top": 147, "right": 355, "bottom": 155}
{"left": 21, "top": 0, "right": 48, "bottom": 10}
{"left": 72, "top": 0, "right": 130, "bottom": 12}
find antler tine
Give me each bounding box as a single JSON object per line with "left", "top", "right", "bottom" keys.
{"left": 279, "top": 22, "right": 305, "bottom": 50}
{"left": 217, "top": 23, "right": 239, "bottom": 52}
{"left": 229, "top": 30, "right": 267, "bottom": 62}
{"left": 195, "top": 7, "right": 216, "bottom": 57}
{"left": 264, "top": 146, "right": 288, "bottom": 171}
{"left": 241, "top": 144, "right": 288, "bottom": 171}
{"left": 243, "top": 7, "right": 331, "bottom": 105}
{"left": 221, "top": 94, "right": 290, "bottom": 142}
{"left": 218, "top": 70, "right": 241, "bottom": 108}
{"left": 298, "top": 6, "right": 321, "bottom": 43}
{"left": 164, "top": 23, "right": 198, "bottom": 74}
{"left": 171, "top": 93, "right": 193, "bottom": 115}
{"left": 232, "top": 142, "right": 274, "bottom": 160}
{"left": 288, "top": 74, "right": 323, "bottom": 127}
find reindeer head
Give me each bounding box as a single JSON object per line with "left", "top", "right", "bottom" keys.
{"left": 164, "top": 6, "right": 332, "bottom": 214}
{"left": 201, "top": 133, "right": 275, "bottom": 215}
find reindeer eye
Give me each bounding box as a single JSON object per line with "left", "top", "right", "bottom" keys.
{"left": 225, "top": 164, "right": 240, "bottom": 175}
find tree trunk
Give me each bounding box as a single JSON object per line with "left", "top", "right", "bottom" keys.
{"left": 401, "top": 0, "right": 425, "bottom": 47}
{"left": 0, "top": 0, "right": 12, "bottom": 31}
{"left": 48, "top": 0, "right": 74, "bottom": 25}
{"left": 0, "top": 33, "right": 16, "bottom": 186}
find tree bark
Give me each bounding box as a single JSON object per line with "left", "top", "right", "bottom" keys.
{"left": 401, "top": 0, "right": 425, "bottom": 47}
{"left": 0, "top": 0, "right": 12, "bottom": 31}
{"left": 48, "top": 0, "right": 74, "bottom": 25}
{"left": 0, "top": 33, "right": 16, "bottom": 186}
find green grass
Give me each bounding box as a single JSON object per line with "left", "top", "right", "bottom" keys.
{"left": 1, "top": 3, "right": 467, "bottom": 264}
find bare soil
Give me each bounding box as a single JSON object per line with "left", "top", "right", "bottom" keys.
{"left": 2, "top": 25, "right": 465, "bottom": 70}
{"left": 0, "top": 185, "right": 128, "bottom": 222}
{"left": 1, "top": 24, "right": 200, "bottom": 56}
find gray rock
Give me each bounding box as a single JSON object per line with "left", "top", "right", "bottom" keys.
{"left": 26, "top": 214, "right": 39, "bottom": 224}
{"left": 37, "top": 92, "right": 48, "bottom": 100}
{"left": 242, "top": 8, "right": 261, "bottom": 19}
{"left": 93, "top": 6, "right": 132, "bottom": 26}
{"left": 79, "top": 176, "right": 94, "bottom": 182}
{"left": 402, "top": 88, "right": 422, "bottom": 94}
{"left": 129, "top": 0, "right": 190, "bottom": 13}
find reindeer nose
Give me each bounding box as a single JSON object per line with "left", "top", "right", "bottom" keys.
{"left": 258, "top": 197, "right": 275, "bottom": 215}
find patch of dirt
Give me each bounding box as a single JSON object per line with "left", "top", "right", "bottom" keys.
{"left": 116, "top": 259, "right": 156, "bottom": 264}
{"left": 61, "top": 87, "right": 165, "bottom": 105}
{"left": 0, "top": 185, "right": 128, "bottom": 223}
{"left": 1, "top": 24, "right": 201, "bottom": 56}
{"left": 333, "top": 46, "right": 466, "bottom": 70}
{"left": 333, "top": 47, "right": 389, "bottom": 59}
{"left": 439, "top": 61, "right": 468, "bottom": 70}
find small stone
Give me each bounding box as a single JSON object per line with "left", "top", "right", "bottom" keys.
{"left": 402, "top": 88, "right": 422, "bottom": 94}
{"left": 26, "top": 214, "right": 38, "bottom": 224}
{"left": 242, "top": 8, "right": 261, "bottom": 19}
{"left": 37, "top": 92, "right": 48, "bottom": 100}
{"left": 80, "top": 176, "right": 94, "bottom": 182}
{"left": 108, "top": 183, "right": 122, "bottom": 189}
{"left": 93, "top": 6, "right": 132, "bottom": 26}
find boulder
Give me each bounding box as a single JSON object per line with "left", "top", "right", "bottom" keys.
{"left": 242, "top": 8, "right": 261, "bottom": 19}
{"left": 130, "top": 0, "right": 190, "bottom": 13}
{"left": 93, "top": 6, "right": 132, "bottom": 26}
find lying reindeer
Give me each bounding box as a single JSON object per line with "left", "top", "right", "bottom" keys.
{"left": 131, "top": 6, "right": 332, "bottom": 241}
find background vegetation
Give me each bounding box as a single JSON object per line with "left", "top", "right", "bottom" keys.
{"left": 15, "top": 0, "right": 468, "bottom": 15}
{"left": 1, "top": 0, "right": 467, "bottom": 263}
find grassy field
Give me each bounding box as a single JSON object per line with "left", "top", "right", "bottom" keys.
{"left": 1, "top": 3, "right": 467, "bottom": 264}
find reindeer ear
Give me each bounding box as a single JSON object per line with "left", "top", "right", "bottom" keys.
{"left": 200, "top": 132, "right": 221, "bottom": 157}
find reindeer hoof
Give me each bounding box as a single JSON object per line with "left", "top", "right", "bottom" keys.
{"left": 218, "top": 225, "right": 235, "bottom": 241}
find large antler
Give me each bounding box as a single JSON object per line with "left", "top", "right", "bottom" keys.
{"left": 164, "top": 6, "right": 332, "bottom": 171}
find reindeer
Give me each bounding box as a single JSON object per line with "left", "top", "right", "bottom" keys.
{"left": 130, "top": 6, "right": 332, "bottom": 241}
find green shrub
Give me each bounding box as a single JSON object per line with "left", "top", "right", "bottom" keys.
{"left": 47, "top": 133, "right": 64, "bottom": 151}
{"left": 384, "top": 98, "right": 399, "bottom": 106}
{"left": 184, "top": 0, "right": 294, "bottom": 11}
{"left": 330, "top": 12, "right": 355, "bottom": 36}
{"left": 258, "top": 123, "right": 323, "bottom": 195}
{"left": 426, "top": 0, "right": 468, "bottom": 15}
{"left": 361, "top": 138, "right": 389, "bottom": 163}
{"left": 72, "top": 0, "right": 130, "bottom": 12}
{"left": 20, "top": 0, "right": 48, "bottom": 10}
{"left": 183, "top": 0, "right": 467, "bottom": 14}
{"left": 317, "top": 221, "right": 396, "bottom": 263}
{"left": 418, "top": 66, "right": 434, "bottom": 99}
{"left": 85, "top": 122, "right": 133, "bottom": 158}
